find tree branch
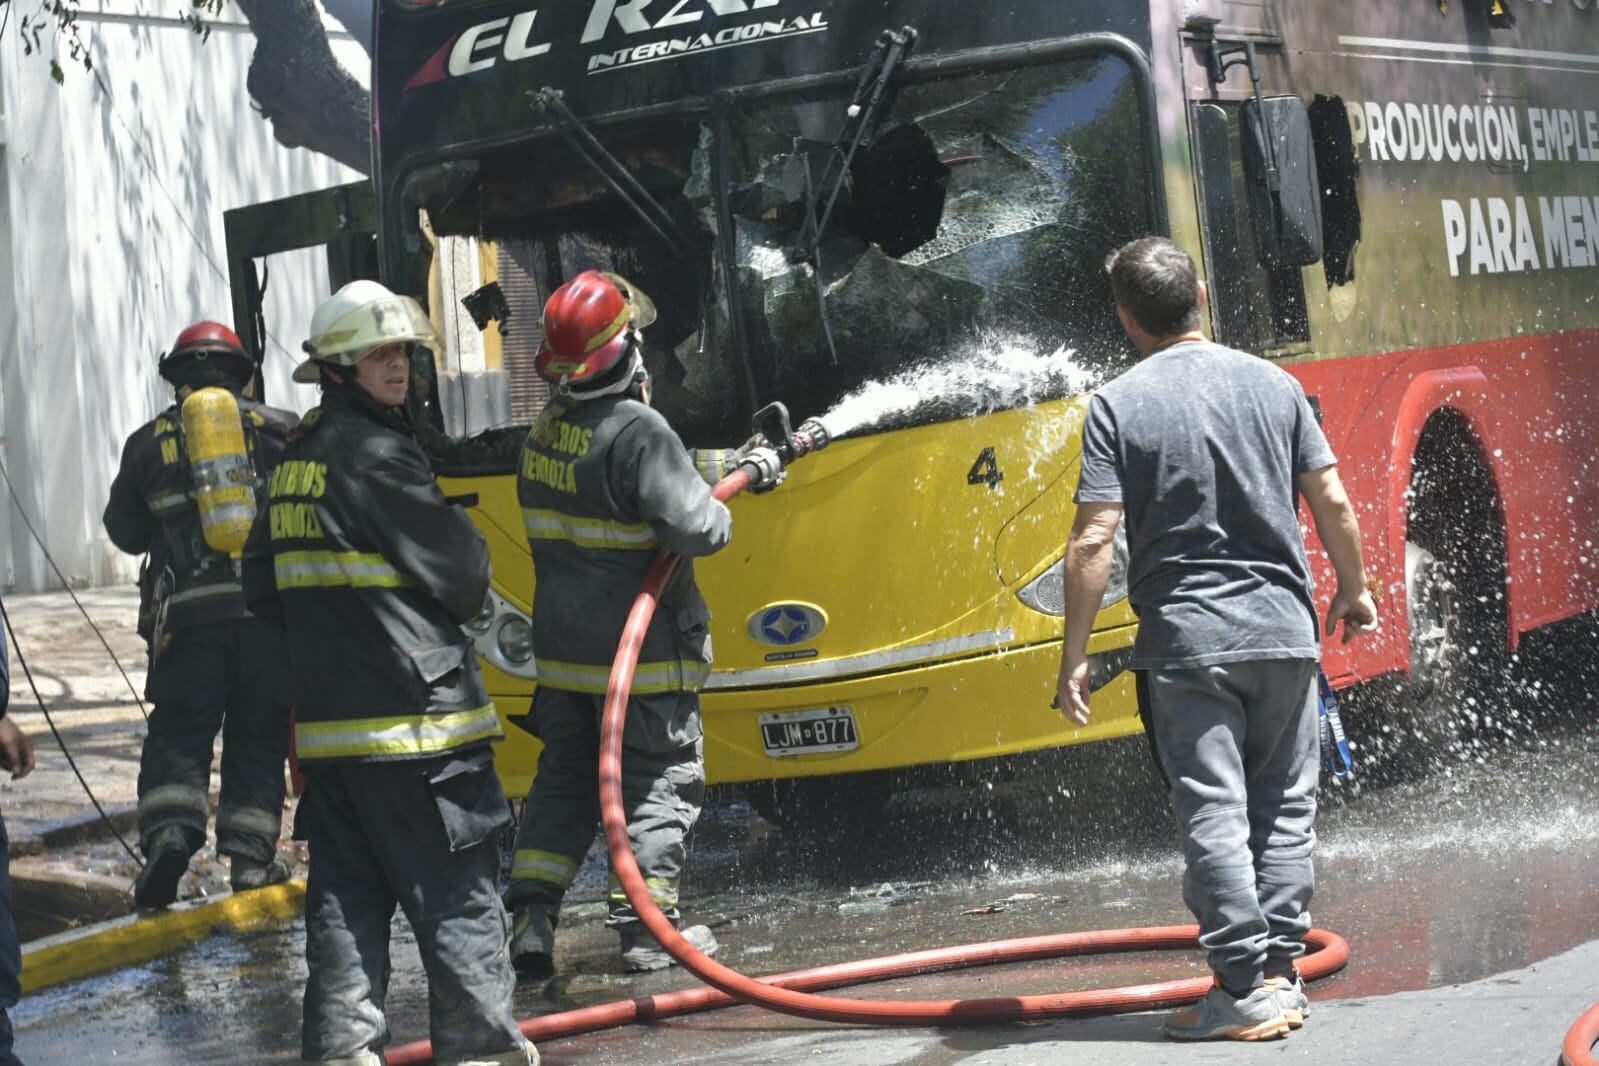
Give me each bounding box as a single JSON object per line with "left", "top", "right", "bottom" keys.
{"left": 232, "top": 0, "right": 371, "bottom": 174}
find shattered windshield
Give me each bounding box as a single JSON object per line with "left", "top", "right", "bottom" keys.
{"left": 704, "top": 52, "right": 1153, "bottom": 430}
{"left": 414, "top": 51, "right": 1153, "bottom": 463}
{"left": 411, "top": 114, "right": 752, "bottom": 456}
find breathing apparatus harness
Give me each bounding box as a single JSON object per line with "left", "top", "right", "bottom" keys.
{"left": 144, "top": 382, "right": 264, "bottom": 659}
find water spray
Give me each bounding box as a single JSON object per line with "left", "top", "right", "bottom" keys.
{"left": 817, "top": 337, "right": 1101, "bottom": 440}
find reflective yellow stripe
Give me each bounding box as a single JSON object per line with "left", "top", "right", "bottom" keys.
{"left": 167, "top": 583, "right": 243, "bottom": 607}
{"left": 138, "top": 783, "right": 209, "bottom": 816}
{"left": 584, "top": 302, "right": 632, "bottom": 353}
{"left": 535, "top": 658, "right": 710, "bottom": 695}
{"left": 274, "top": 550, "right": 416, "bottom": 590}
{"left": 521, "top": 508, "right": 658, "bottom": 551}
{"left": 511, "top": 849, "right": 580, "bottom": 888}
{"left": 693, "top": 450, "right": 730, "bottom": 486}
{"left": 294, "top": 705, "right": 502, "bottom": 761}
{"left": 608, "top": 873, "right": 678, "bottom": 907}
{"left": 216, "top": 805, "right": 282, "bottom": 838}
{"left": 145, "top": 490, "right": 191, "bottom": 515}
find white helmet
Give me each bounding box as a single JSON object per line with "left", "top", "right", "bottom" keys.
{"left": 295, "top": 280, "right": 440, "bottom": 384}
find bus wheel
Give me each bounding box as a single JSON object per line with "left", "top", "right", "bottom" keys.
{"left": 1361, "top": 415, "right": 1508, "bottom": 779}
{"left": 743, "top": 772, "right": 896, "bottom": 834}
{"left": 1396, "top": 540, "right": 1469, "bottom": 756}
{"left": 1405, "top": 541, "right": 1460, "bottom": 702}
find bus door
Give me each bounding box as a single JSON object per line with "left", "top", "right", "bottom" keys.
{"left": 1180, "top": 11, "right": 1328, "bottom": 357}
{"left": 223, "top": 181, "right": 379, "bottom": 397}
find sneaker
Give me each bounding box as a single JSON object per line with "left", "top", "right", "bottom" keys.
{"left": 511, "top": 904, "right": 558, "bottom": 979}
{"left": 619, "top": 923, "right": 719, "bottom": 973}
{"left": 1265, "top": 973, "right": 1310, "bottom": 1028}
{"left": 133, "top": 827, "right": 191, "bottom": 908}
{"left": 1163, "top": 984, "right": 1290, "bottom": 1042}
{"left": 230, "top": 855, "right": 291, "bottom": 892}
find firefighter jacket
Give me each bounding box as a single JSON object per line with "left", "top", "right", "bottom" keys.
{"left": 104, "top": 397, "right": 297, "bottom": 636}
{"left": 518, "top": 397, "right": 732, "bottom": 696}
{"left": 242, "top": 386, "right": 501, "bottom": 765}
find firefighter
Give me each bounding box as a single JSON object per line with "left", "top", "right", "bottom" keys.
{"left": 506, "top": 271, "right": 783, "bottom": 977}
{"left": 103, "top": 322, "right": 297, "bottom": 907}
{"left": 0, "top": 594, "right": 37, "bottom": 1066}
{"left": 242, "top": 281, "right": 535, "bottom": 1066}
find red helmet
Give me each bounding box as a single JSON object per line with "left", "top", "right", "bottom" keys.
{"left": 158, "top": 321, "right": 251, "bottom": 386}
{"left": 534, "top": 271, "right": 655, "bottom": 389}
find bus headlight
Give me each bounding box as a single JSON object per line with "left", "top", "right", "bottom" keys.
{"left": 496, "top": 617, "right": 534, "bottom": 665}
{"left": 1016, "top": 521, "right": 1129, "bottom": 616}
{"left": 464, "top": 596, "right": 495, "bottom": 636}
{"left": 461, "top": 587, "right": 538, "bottom": 678}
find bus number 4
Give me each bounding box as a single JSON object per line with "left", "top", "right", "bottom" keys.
{"left": 968, "top": 448, "right": 1002, "bottom": 490}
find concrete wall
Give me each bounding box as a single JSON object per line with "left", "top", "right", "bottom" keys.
{"left": 0, "top": 1, "right": 365, "bottom": 591}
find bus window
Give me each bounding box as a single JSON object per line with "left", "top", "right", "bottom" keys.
{"left": 1308, "top": 94, "right": 1361, "bottom": 289}
{"left": 1192, "top": 102, "right": 1311, "bottom": 353}
{"left": 411, "top": 114, "right": 746, "bottom": 451}
{"left": 716, "top": 52, "right": 1153, "bottom": 430}
{"left": 423, "top": 221, "right": 522, "bottom": 439}
{"left": 409, "top": 53, "right": 1155, "bottom": 452}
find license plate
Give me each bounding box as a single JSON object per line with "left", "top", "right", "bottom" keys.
{"left": 759, "top": 706, "right": 859, "bottom": 757}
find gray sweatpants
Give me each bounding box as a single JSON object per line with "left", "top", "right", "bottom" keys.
{"left": 508, "top": 686, "right": 705, "bottom": 929}
{"left": 1143, "top": 659, "right": 1320, "bottom": 993}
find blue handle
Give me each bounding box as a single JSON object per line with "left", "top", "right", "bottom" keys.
{"left": 1317, "top": 670, "right": 1355, "bottom": 781}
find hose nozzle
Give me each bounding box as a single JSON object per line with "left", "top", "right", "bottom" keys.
{"left": 789, "top": 417, "right": 831, "bottom": 459}
{"left": 752, "top": 402, "right": 831, "bottom": 466}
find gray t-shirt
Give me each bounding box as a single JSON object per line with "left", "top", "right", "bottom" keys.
{"left": 1075, "top": 340, "right": 1336, "bottom": 669}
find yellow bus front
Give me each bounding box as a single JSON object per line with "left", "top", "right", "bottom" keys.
{"left": 418, "top": 42, "right": 1159, "bottom": 800}
{"left": 445, "top": 390, "right": 1140, "bottom": 799}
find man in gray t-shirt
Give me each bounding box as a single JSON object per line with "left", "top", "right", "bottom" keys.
{"left": 1054, "top": 238, "right": 1377, "bottom": 1042}
{"left": 1077, "top": 326, "right": 1334, "bottom": 670}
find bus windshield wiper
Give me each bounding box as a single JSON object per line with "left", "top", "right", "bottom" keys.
{"left": 532, "top": 88, "right": 694, "bottom": 259}
{"left": 789, "top": 26, "right": 917, "bottom": 364}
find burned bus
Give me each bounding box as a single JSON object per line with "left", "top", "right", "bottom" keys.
{"left": 229, "top": 0, "right": 1599, "bottom": 818}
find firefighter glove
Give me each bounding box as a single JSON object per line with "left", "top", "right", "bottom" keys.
{"left": 732, "top": 433, "right": 772, "bottom": 462}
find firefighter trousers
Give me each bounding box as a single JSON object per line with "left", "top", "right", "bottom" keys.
{"left": 0, "top": 813, "right": 21, "bottom": 1066}
{"left": 508, "top": 686, "right": 705, "bottom": 929}
{"left": 298, "top": 754, "right": 530, "bottom": 1065}
{"left": 137, "top": 618, "right": 290, "bottom": 864}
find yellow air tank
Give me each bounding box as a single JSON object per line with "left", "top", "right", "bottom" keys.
{"left": 180, "top": 387, "right": 256, "bottom": 557}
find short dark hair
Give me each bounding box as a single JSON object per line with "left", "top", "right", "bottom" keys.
{"left": 1104, "top": 237, "right": 1202, "bottom": 337}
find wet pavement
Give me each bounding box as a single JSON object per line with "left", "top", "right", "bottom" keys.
{"left": 14, "top": 692, "right": 1599, "bottom": 1064}
{"left": 1, "top": 588, "right": 307, "bottom": 937}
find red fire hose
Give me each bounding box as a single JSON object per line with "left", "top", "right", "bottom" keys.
{"left": 1564, "top": 1004, "right": 1599, "bottom": 1066}
{"left": 387, "top": 468, "right": 1349, "bottom": 1063}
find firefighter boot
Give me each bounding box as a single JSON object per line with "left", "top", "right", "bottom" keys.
{"left": 230, "top": 854, "right": 291, "bottom": 892}
{"left": 511, "top": 903, "right": 558, "bottom": 979}
{"left": 133, "top": 827, "right": 190, "bottom": 908}
{"left": 619, "top": 923, "right": 719, "bottom": 973}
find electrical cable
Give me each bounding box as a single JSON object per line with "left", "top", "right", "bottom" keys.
{"left": 385, "top": 465, "right": 1350, "bottom": 1064}
{"left": 0, "top": 454, "right": 148, "bottom": 721}
{"left": 0, "top": 598, "right": 143, "bottom": 867}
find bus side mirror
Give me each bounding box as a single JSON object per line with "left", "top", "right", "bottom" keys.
{"left": 1241, "top": 95, "right": 1323, "bottom": 268}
